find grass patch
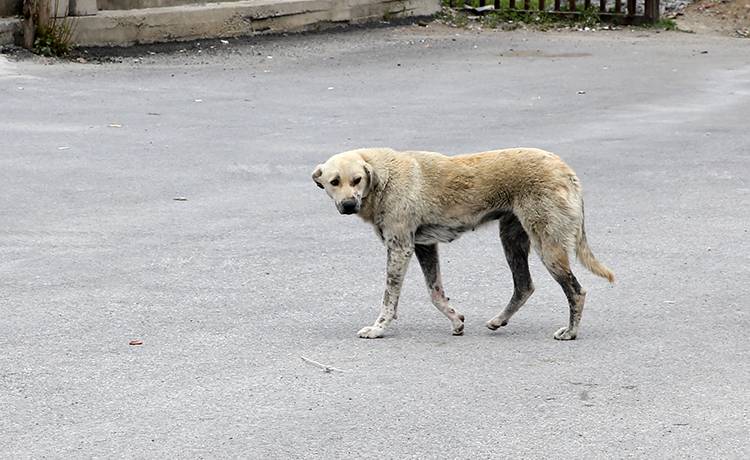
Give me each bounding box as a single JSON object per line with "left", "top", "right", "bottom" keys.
{"left": 481, "top": 9, "right": 555, "bottom": 28}
{"left": 438, "top": 3, "right": 673, "bottom": 31}
{"left": 436, "top": 8, "right": 471, "bottom": 27}
{"left": 22, "top": 1, "right": 77, "bottom": 57}
{"left": 442, "top": 0, "right": 596, "bottom": 11}
{"left": 34, "top": 18, "right": 75, "bottom": 57}
{"left": 577, "top": 7, "right": 601, "bottom": 28}
{"left": 441, "top": 6, "right": 601, "bottom": 30}
{"left": 652, "top": 18, "right": 678, "bottom": 31}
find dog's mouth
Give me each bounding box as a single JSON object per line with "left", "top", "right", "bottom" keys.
{"left": 337, "top": 200, "right": 360, "bottom": 215}
{"left": 339, "top": 206, "right": 359, "bottom": 215}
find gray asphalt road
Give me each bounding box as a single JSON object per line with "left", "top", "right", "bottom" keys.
{"left": 1, "top": 24, "right": 748, "bottom": 458}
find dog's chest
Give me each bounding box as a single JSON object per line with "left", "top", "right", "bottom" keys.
{"left": 372, "top": 209, "right": 506, "bottom": 246}
{"left": 414, "top": 224, "right": 469, "bottom": 244}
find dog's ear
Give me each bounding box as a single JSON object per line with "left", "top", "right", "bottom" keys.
{"left": 312, "top": 164, "right": 324, "bottom": 189}
{"left": 362, "top": 161, "right": 377, "bottom": 196}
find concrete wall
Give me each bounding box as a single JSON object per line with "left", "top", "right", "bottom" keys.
{"left": 0, "top": 0, "right": 21, "bottom": 17}
{"left": 97, "top": 0, "right": 244, "bottom": 10}
{"left": 1, "top": 0, "right": 440, "bottom": 46}
{"left": 73, "top": 0, "right": 441, "bottom": 47}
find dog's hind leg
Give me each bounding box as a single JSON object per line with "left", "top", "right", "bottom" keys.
{"left": 539, "top": 241, "right": 586, "bottom": 340}
{"left": 415, "top": 244, "right": 465, "bottom": 336}
{"left": 487, "top": 212, "right": 535, "bottom": 331}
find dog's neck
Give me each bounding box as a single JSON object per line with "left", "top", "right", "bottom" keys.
{"left": 356, "top": 149, "right": 392, "bottom": 224}
{"left": 358, "top": 188, "right": 379, "bottom": 223}
{"left": 359, "top": 174, "right": 391, "bottom": 223}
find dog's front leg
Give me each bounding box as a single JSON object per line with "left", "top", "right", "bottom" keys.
{"left": 357, "top": 243, "right": 413, "bottom": 339}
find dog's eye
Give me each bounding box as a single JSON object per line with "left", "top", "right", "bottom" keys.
{"left": 352, "top": 177, "right": 362, "bottom": 186}
{"left": 330, "top": 178, "right": 340, "bottom": 187}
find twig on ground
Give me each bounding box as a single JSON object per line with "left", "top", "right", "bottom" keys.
{"left": 300, "top": 356, "right": 350, "bottom": 373}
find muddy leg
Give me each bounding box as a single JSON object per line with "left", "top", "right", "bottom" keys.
{"left": 539, "top": 242, "right": 586, "bottom": 340}
{"left": 487, "top": 213, "right": 535, "bottom": 330}
{"left": 357, "top": 244, "right": 412, "bottom": 339}
{"left": 415, "top": 244, "right": 465, "bottom": 335}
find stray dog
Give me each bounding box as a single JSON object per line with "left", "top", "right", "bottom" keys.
{"left": 312, "top": 148, "right": 614, "bottom": 340}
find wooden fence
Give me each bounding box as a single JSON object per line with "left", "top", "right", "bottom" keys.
{"left": 451, "top": 0, "right": 660, "bottom": 24}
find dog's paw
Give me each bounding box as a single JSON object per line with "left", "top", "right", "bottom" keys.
{"left": 357, "top": 326, "right": 385, "bottom": 339}
{"left": 452, "top": 314, "right": 465, "bottom": 336}
{"left": 485, "top": 318, "right": 508, "bottom": 331}
{"left": 553, "top": 327, "right": 577, "bottom": 341}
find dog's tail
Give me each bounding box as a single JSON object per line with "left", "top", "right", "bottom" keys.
{"left": 575, "top": 202, "right": 615, "bottom": 283}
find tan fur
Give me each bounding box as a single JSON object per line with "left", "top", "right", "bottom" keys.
{"left": 313, "top": 147, "right": 614, "bottom": 339}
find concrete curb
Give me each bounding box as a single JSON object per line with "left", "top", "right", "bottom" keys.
{"left": 71, "top": 0, "right": 440, "bottom": 47}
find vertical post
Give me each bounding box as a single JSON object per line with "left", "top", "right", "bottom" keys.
{"left": 614, "top": 0, "right": 621, "bottom": 13}
{"left": 510, "top": 0, "right": 516, "bottom": 9}
{"left": 599, "top": 0, "right": 606, "bottom": 12}
{"left": 584, "top": 0, "right": 591, "bottom": 10}
{"left": 495, "top": 0, "right": 500, "bottom": 9}
{"left": 568, "top": 0, "right": 576, "bottom": 11}
{"left": 539, "top": 0, "right": 546, "bottom": 10}
{"left": 22, "top": 0, "right": 36, "bottom": 50}
{"left": 554, "top": 0, "right": 561, "bottom": 10}
{"left": 644, "top": 0, "right": 659, "bottom": 20}
{"left": 524, "top": 0, "right": 530, "bottom": 9}
{"left": 627, "top": 0, "right": 635, "bottom": 15}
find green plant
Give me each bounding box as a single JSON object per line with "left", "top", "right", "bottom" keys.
{"left": 453, "top": 11, "right": 470, "bottom": 27}
{"left": 480, "top": 12, "right": 502, "bottom": 28}
{"left": 654, "top": 18, "right": 677, "bottom": 31}
{"left": 34, "top": 18, "right": 74, "bottom": 56}
{"left": 435, "top": 6, "right": 453, "bottom": 21}
{"left": 437, "top": 7, "right": 471, "bottom": 27}
{"left": 480, "top": 9, "right": 553, "bottom": 28}
{"left": 23, "top": 0, "right": 76, "bottom": 56}
{"left": 444, "top": 0, "right": 550, "bottom": 10}
{"left": 577, "top": 7, "right": 601, "bottom": 28}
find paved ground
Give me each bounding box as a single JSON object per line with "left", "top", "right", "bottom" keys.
{"left": 1, "top": 24, "right": 748, "bottom": 458}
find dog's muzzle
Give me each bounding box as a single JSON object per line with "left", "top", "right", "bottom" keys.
{"left": 339, "top": 199, "right": 359, "bottom": 215}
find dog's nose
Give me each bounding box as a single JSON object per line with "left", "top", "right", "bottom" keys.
{"left": 340, "top": 200, "right": 358, "bottom": 214}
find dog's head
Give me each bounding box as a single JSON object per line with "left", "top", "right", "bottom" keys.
{"left": 312, "top": 152, "right": 377, "bottom": 215}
